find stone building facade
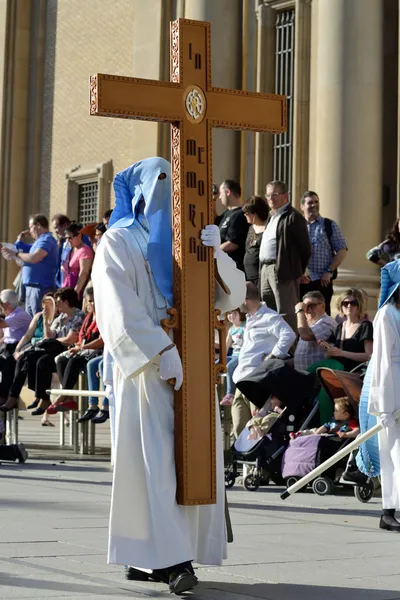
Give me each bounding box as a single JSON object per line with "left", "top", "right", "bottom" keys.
{"left": 0, "top": 0, "right": 397, "bottom": 308}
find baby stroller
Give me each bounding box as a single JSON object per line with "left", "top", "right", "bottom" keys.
{"left": 224, "top": 359, "right": 321, "bottom": 492}
{"left": 282, "top": 365, "right": 375, "bottom": 503}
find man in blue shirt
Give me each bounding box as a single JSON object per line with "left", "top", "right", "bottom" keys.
{"left": 299, "top": 191, "right": 348, "bottom": 314}
{"left": 52, "top": 213, "right": 71, "bottom": 288}
{"left": 12, "top": 214, "right": 58, "bottom": 317}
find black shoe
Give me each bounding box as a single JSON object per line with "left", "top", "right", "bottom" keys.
{"left": 169, "top": 567, "right": 198, "bottom": 595}
{"left": 16, "top": 443, "right": 28, "bottom": 464}
{"left": 91, "top": 409, "right": 109, "bottom": 424}
{"left": 124, "top": 566, "right": 169, "bottom": 585}
{"left": 125, "top": 567, "right": 150, "bottom": 581}
{"left": 77, "top": 408, "right": 99, "bottom": 423}
{"left": 379, "top": 514, "right": 400, "bottom": 532}
{"left": 31, "top": 408, "right": 46, "bottom": 416}
{"left": 27, "top": 399, "right": 40, "bottom": 410}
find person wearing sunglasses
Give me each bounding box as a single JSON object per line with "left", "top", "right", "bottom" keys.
{"left": 61, "top": 223, "right": 94, "bottom": 300}
{"left": 294, "top": 291, "right": 337, "bottom": 371}
{"left": 302, "top": 288, "right": 373, "bottom": 424}
{"left": 317, "top": 288, "right": 373, "bottom": 372}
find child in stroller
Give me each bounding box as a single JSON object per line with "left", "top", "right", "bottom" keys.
{"left": 224, "top": 359, "right": 320, "bottom": 492}
{"left": 289, "top": 397, "right": 360, "bottom": 440}
{"left": 282, "top": 367, "right": 375, "bottom": 502}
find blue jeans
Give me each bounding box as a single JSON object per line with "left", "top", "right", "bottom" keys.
{"left": 25, "top": 285, "right": 53, "bottom": 318}
{"left": 226, "top": 355, "right": 239, "bottom": 395}
{"left": 87, "top": 356, "right": 108, "bottom": 408}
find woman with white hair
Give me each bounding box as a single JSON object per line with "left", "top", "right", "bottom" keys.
{"left": 0, "top": 289, "right": 30, "bottom": 403}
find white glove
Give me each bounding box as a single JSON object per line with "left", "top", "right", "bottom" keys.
{"left": 379, "top": 412, "right": 396, "bottom": 429}
{"left": 105, "top": 384, "right": 114, "bottom": 405}
{"left": 201, "top": 224, "right": 221, "bottom": 256}
{"left": 159, "top": 345, "right": 183, "bottom": 391}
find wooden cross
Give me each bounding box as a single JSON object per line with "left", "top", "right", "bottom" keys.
{"left": 90, "top": 18, "right": 286, "bottom": 506}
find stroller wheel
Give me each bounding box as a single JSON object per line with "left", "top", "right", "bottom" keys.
{"left": 312, "top": 477, "right": 333, "bottom": 496}
{"left": 225, "top": 472, "right": 236, "bottom": 489}
{"left": 286, "top": 476, "right": 299, "bottom": 490}
{"left": 354, "top": 480, "right": 374, "bottom": 503}
{"left": 243, "top": 473, "right": 260, "bottom": 492}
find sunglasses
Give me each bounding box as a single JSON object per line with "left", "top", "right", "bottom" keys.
{"left": 304, "top": 303, "right": 320, "bottom": 309}
{"left": 341, "top": 300, "right": 358, "bottom": 308}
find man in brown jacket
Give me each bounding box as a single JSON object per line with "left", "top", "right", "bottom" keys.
{"left": 259, "top": 181, "right": 311, "bottom": 331}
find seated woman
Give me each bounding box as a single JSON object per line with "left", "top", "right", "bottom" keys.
{"left": 62, "top": 223, "right": 94, "bottom": 300}
{"left": 307, "top": 287, "right": 373, "bottom": 424}
{"left": 2, "top": 287, "right": 84, "bottom": 414}
{"left": 50, "top": 287, "right": 103, "bottom": 412}
{"left": 13, "top": 294, "right": 55, "bottom": 360}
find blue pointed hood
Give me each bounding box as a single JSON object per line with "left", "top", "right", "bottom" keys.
{"left": 109, "top": 157, "right": 173, "bottom": 305}
{"left": 378, "top": 259, "right": 400, "bottom": 308}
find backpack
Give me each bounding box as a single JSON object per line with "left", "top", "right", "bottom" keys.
{"left": 323, "top": 218, "right": 337, "bottom": 280}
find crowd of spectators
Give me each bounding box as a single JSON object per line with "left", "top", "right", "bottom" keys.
{"left": 0, "top": 176, "right": 387, "bottom": 461}
{"left": 213, "top": 178, "right": 378, "bottom": 441}
{"left": 0, "top": 209, "right": 113, "bottom": 430}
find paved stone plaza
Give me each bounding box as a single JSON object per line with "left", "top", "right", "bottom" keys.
{"left": 1, "top": 442, "right": 400, "bottom": 600}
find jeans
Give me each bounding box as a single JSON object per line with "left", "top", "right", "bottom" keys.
{"left": 87, "top": 356, "right": 108, "bottom": 408}
{"left": 25, "top": 285, "right": 53, "bottom": 318}
{"left": 226, "top": 355, "right": 239, "bottom": 395}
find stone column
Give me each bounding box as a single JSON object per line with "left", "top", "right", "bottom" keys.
{"left": 254, "top": 1, "right": 275, "bottom": 197}
{"left": 309, "top": 0, "right": 383, "bottom": 308}
{"left": 292, "top": 0, "right": 312, "bottom": 206}
{"left": 0, "top": 0, "right": 36, "bottom": 288}
{"left": 184, "top": 0, "right": 242, "bottom": 188}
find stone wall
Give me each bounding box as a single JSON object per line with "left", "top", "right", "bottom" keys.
{"left": 40, "top": 0, "right": 165, "bottom": 218}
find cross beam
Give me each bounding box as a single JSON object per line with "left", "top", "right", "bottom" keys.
{"left": 90, "top": 18, "right": 286, "bottom": 506}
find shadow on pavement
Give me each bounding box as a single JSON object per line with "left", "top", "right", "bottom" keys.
{"left": 199, "top": 581, "right": 400, "bottom": 599}
{"left": 229, "top": 501, "right": 380, "bottom": 519}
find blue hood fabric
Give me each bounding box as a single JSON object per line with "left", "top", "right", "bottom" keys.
{"left": 109, "top": 157, "right": 173, "bottom": 305}
{"left": 378, "top": 259, "right": 400, "bottom": 308}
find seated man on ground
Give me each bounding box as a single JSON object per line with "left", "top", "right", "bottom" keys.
{"left": 231, "top": 281, "right": 296, "bottom": 438}
{"left": 293, "top": 291, "right": 337, "bottom": 372}
{"left": 0, "top": 289, "right": 31, "bottom": 404}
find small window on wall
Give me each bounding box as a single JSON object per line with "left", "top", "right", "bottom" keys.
{"left": 78, "top": 181, "right": 99, "bottom": 225}
{"left": 274, "top": 9, "right": 295, "bottom": 199}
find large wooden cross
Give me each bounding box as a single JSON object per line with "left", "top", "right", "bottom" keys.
{"left": 90, "top": 18, "right": 286, "bottom": 506}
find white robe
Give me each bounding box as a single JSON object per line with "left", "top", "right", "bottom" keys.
{"left": 92, "top": 225, "right": 245, "bottom": 569}
{"left": 368, "top": 302, "right": 400, "bottom": 509}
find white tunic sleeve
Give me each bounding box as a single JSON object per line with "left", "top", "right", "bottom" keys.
{"left": 368, "top": 305, "right": 397, "bottom": 415}
{"left": 92, "top": 231, "right": 172, "bottom": 380}
{"left": 214, "top": 250, "right": 246, "bottom": 314}
{"left": 102, "top": 346, "right": 114, "bottom": 386}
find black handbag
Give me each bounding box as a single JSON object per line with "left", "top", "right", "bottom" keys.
{"left": 35, "top": 338, "right": 66, "bottom": 358}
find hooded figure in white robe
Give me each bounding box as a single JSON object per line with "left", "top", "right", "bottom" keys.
{"left": 368, "top": 259, "right": 400, "bottom": 531}
{"left": 92, "top": 158, "right": 246, "bottom": 591}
